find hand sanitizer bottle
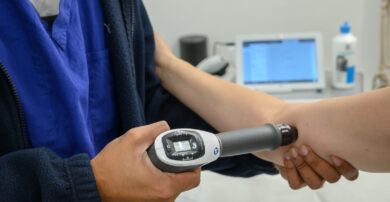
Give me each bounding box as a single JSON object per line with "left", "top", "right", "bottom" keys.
{"left": 332, "top": 21, "right": 358, "bottom": 89}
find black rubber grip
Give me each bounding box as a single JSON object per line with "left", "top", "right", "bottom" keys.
{"left": 277, "top": 124, "right": 298, "bottom": 146}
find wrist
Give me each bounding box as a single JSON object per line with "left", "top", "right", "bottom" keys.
{"left": 90, "top": 158, "right": 108, "bottom": 201}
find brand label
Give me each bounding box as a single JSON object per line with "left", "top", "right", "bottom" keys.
{"left": 214, "top": 147, "right": 219, "bottom": 155}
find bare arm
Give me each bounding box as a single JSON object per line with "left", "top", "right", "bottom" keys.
{"left": 155, "top": 36, "right": 297, "bottom": 166}
{"left": 154, "top": 33, "right": 390, "bottom": 172}
{"left": 278, "top": 89, "right": 390, "bottom": 172}
{"left": 157, "top": 57, "right": 286, "bottom": 132}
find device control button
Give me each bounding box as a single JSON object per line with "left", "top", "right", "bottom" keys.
{"left": 191, "top": 142, "right": 197, "bottom": 149}
{"left": 171, "top": 154, "right": 181, "bottom": 160}
{"left": 184, "top": 155, "right": 193, "bottom": 161}
{"left": 193, "top": 153, "right": 199, "bottom": 158}
{"left": 166, "top": 144, "right": 172, "bottom": 152}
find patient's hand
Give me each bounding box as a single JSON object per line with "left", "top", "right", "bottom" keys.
{"left": 277, "top": 145, "right": 358, "bottom": 190}
{"left": 254, "top": 144, "right": 358, "bottom": 190}
{"left": 253, "top": 103, "right": 359, "bottom": 190}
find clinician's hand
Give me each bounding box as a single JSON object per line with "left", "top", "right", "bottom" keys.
{"left": 276, "top": 145, "right": 359, "bottom": 190}
{"left": 91, "top": 121, "right": 201, "bottom": 202}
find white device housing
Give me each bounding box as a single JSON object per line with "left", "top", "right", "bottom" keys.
{"left": 197, "top": 55, "right": 229, "bottom": 74}
{"left": 153, "top": 129, "right": 220, "bottom": 168}
{"left": 235, "top": 32, "right": 325, "bottom": 93}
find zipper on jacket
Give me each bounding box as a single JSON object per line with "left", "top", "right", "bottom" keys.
{"left": 129, "top": 0, "right": 136, "bottom": 79}
{"left": 0, "top": 62, "right": 30, "bottom": 149}
{"left": 130, "top": 0, "right": 135, "bottom": 41}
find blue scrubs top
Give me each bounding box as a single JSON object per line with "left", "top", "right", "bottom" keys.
{"left": 0, "top": 0, "right": 118, "bottom": 158}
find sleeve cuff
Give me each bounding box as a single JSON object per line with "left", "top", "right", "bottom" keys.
{"left": 64, "top": 154, "right": 101, "bottom": 201}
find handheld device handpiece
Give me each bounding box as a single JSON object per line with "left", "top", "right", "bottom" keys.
{"left": 147, "top": 124, "right": 297, "bottom": 173}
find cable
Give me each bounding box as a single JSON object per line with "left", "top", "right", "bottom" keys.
{"left": 373, "top": 0, "right": 390, "bottom": 89}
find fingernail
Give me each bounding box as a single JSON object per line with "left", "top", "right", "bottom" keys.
{"left": 300, "top": 145, "right": 309, "bottom": 156}
{"left": 331, "top": 156, "right": 342, "bottom": 167}
{"left": 291, "top": 148, "right": 298, "bottom": 159}
{"left": 285, "top": 153, "right": 290, "bottom": 160}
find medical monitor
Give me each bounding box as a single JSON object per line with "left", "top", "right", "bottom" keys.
{"left": 236, "top": 33, "right": 325, "bottom": 92}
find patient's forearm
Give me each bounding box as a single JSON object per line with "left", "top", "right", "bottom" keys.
{"left": 157, "top": 57, "right": 390, "bottom": 172}
{"left": 157, "top": 58, "right": 287, "bottom": 132}
{"left": 285, "top": 88, "right": 390, "bottom": 172}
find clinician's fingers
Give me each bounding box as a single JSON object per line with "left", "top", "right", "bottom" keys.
{"left": 284, "top": 155, "right": 305, "bottom": 190}
{"left": 289, "top": 148, "right": 324, "bottom": 190}
{"left": 331, "top": 156, "right": 359, "bottom": 181}
{"left": 299, "top": 145, "right": 341, "bottom": 183}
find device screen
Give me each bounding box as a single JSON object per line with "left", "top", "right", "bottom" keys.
{"left": 173, "top": 140, "right": 192, "bottom": 152}
{"left": 242, "top": 39, "right": 318, "bottom": 84}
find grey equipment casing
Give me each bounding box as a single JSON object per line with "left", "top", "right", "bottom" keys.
{"left": 217, "top": 124, "right": 290, "bottom": 157}
{"left": 148, "top": 124, "right": 297, "bottom": 173}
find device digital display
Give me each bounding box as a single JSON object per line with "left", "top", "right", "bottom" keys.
{"left": 173, "top": 141, "right": 192, "bottom": 152}
{"left": 242, "top": 39, "right": 318, "bottom": 84}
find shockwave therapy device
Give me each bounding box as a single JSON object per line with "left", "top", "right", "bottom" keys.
{"left": 147, "top": 124, "right": 298, "bottom": 173}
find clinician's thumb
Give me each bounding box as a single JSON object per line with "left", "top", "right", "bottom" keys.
{"left": 129, "top": 121, "right": 170, "bottom": 150}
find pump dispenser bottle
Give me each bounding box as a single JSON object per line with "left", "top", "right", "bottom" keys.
{"left": 332, "top": 22, "right": 358, "bottom": 89}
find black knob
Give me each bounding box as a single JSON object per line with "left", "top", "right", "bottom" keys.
{"left": 276, "top": 124, "right": 298, "bottom": 146}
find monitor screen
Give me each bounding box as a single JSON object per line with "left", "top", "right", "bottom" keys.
{"left": 242, "top": 39, "right": 318, "bottom": 84}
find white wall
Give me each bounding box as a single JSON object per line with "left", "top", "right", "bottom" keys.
{"left": 144, "top": 0, "right": 382, "bottom": 91}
